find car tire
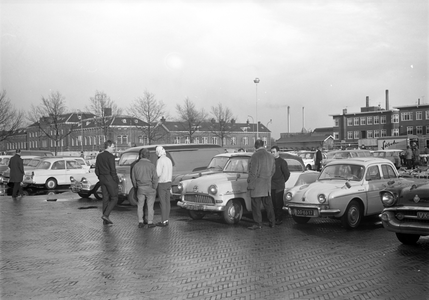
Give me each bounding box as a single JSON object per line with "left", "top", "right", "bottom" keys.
{"left": 126, "top": 187, "right": 138, "bottom": 206}
{"left": 45, "top": 178, "right": 58, "bottom": 190}
{"left": 78, "top": 192, "right": 89, "bottom": 199}
{"left": 93, "top": 183, "right": 103, "bottom": 200}
{"left": 396, "top": 233, "right": 420, "bottom": 245}
{"left": 188, "top": 210, "right": 205, "bottom": 220}
{"left": 292, "top": 215, "right": 310, "bottom": 224}
{"left": 341, "top": 200, "right": 363, "bottom": 229}
{"left": 222, "top": 200, "right": 243, "bottom": 225}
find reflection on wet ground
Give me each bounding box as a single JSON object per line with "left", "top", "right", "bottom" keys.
{"left": 3, "top": 185, "right": 70, "bottom": 196}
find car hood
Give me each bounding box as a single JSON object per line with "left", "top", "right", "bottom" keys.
{"left": 184, "top": 172, "right": 246, "bottom": 193}
{"left": 173, "top": 168, "right": 223, "bottom": 183}
{"left": 385, "top": 182, "right": 429, "bottom": 208}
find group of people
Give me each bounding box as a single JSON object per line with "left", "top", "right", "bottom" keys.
{"left": 95, "top": 140, "right": 173, "bottom": 228}
{"left": 402, "top": 145, "right": 428, "bottom": 169}
{"left": 247, "top": 140, "right": 291, "bottom": 230}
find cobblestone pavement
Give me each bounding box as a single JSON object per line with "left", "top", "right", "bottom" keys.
{"left": 1, "top": 192, "right": 428, "bottom": 300}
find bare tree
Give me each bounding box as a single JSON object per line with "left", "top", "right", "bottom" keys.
{"left": 27, "top": 91, "right": 71, "bottom": 155}
{"left": 210, "top": 103, "right": 236, "bottom": 147}
{"left": 0, "top": 90, "right": 25, "bottom": 142}
{"left": 86, "top": 91, "right": 122, "bottom": 139}
{"left": 175, "top": 98, "right": 207, "bottom": 142}
{"left": 128, "top": 90, "right": 166, "bottom": 145}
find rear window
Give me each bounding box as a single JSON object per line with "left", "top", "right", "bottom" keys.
{"left": 285, "top": 158, "right": 305, "bottom": 172}
{"left": 381, "top": 164, "right": 397, "bottom": 179}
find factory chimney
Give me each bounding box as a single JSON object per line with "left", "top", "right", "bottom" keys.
{"left": 366, "top": 96, "right": 369, "bottom": 107}
{"left": 302, "top": 107, "right": 305, "bottom": 131}
{"left": 385, "top": 90, "right": 389, "bottom": 110}
{"left": 287, "top": 106, "right": 290, "bottom": 133}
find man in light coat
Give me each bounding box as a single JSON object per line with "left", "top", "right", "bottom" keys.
{"left": 247, "top": 139, "right": 276, "bottom": 230}
{"left": 155, "top": 146, "right": 173, "bottom": 227}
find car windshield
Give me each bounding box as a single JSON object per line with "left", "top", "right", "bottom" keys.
{"left": 223, "top": 157, "right": 249, "bottom": 173}
{"left": 299, "top": 153, "right": 314, "bottom": 159}
{"left": 207, "top": 156, "right": 229, "bottom": 170}
{"left": 118, "top": 152, "right": 139, "bottom": 166}
{"left": 285, "top": 158, "right": 305, "bottom": 172}
{"left": 319, "top": 164, "right": 365, "bottom": 181}
{"left": 28, "top": 159, "right": 42, "bottom": 167}
{"left": 373, "top": 152, "right": 385, "bottom": 158}
{"left": 1, "top": 158, "right": 11, "bottom": 165}
{"left": 294, "top": 172, "right": 320, "bottom": 186}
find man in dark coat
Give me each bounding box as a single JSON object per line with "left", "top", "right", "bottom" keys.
{"left": 8, "top": 149, "right": 24, "bottom": 200}
{"left": 270, "top": 145, "right": 290, "bottom": 225}
{"left": 95, "top": 140, "right": 119, "bottom": 225}
{"left": 247, "top": 139, "right": 275, "bottom": 230}
{"left": 315, "top": 146, "right": 323, "bottom": 171}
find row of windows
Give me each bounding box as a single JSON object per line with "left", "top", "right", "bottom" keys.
{"left": 401, "top": 111, "right": 429, "bottom": 121}
{"left": 333, "top": 125, "right": 429, "bottom": 140}
{"left": 335, "top": 110, "right": 429, "bottom": 127}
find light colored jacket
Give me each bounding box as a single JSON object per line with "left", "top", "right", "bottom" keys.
{"left": 247, "top": 148, "right": 275, "bottom": 198}
{"left": 156, "top": 155, "right": 173, "bottom": 183}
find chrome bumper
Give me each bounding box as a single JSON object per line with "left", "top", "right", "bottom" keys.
{"left": 177, "top": 201, "right": 225, "bottom": 212}
{"left": 284, "top": 203, "right": 341, "bottom": 217}
{"left": 379, "top": 209, "right": 429, "bottom": 236}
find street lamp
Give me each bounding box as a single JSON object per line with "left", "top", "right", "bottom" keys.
{"left": 77, "top": 110, "right": 84, "bottom": 154}
{"left": 253, "top": 78, "right": 260, "bottom": 139}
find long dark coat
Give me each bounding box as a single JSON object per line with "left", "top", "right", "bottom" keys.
{"left": 8, "top": 154, "right": 24, "bottom": 183}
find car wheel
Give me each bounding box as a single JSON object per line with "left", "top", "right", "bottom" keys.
{"left": 341, "top": 200, "right": 363, "bottom": 229}
{"left": 188, "top": 210, "right": 205, "bottom": 220}
{"left": 396, "top": 233, "right": 420, "bottom": 245}
{"left": 78, "top": 192, "right": 89, "bottom": 199}
{"left": 45, "top": 178, "right": 57, "bottom": 189}
{"left": 93, "top": 183, "right": 103, "bottom": 200}
{"left": 222, "top": 200, "right": 243, "bottom": 225}
{"left": 127, "top": 187, "right": 138, "bottom": 206}
{"left": 292, "top": 215, "right": 310, "bottom": 224}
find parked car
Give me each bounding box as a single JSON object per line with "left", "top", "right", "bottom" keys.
{"left": 321, "top": 149, "right": 372, "bottom": 167}
{"left": 70, "top": 172, "right": 102, "bottom": 200}
{"left": 177, "top": 152, "right": 305, "bottom": 225}
{"left": 284, "top": 171, "right": 320, "bottom": 193}
{"left": 283, "top": 158, "right": 414, "bottom": 228}
{"left": 372, "top": 149, "right": 402, "bottom": 169}
{"left": 379, "top": 181, "right": 429, "bottom": 245}
{"left": 117, "top": 144, "right": 223, "bottom": 203}
{"left": 297, "top": 150, "right": 327, "bottom": 170}
{"left": 0, "top": 156, "right": 44, "bottom": 185}
{"left": 23, "top": 157, "right": 90, "bottom": 189}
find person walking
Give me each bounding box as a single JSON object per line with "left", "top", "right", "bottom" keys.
{"left": 8, "top": 149, "right": 24, "bottom": 200}
{"left": 155, "top": 146, "right": 173, "bottom": 227}
{"left": 131, "top": 148, "right": 158, "bottom": 228}
{"left": 405, "top": 146, "right": 413, "bottom": 169}
{"left": 247, "top": 139, "right": 276, "bottom": 230}
{"left": 270, "top": 146, "right": 290, "bottom": 225}
{"left": 412, "top": 146, "right": 420, "bottom": 169}
{"left": 95, "top": 140, "right": 119, "bottom": 225}
{"left": 315, "top": 146, "right": 323, "bottom": 171}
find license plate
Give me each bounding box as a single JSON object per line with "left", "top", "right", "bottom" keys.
{"left": 295, "top": 209, "right": 315, "bottom": 216}
{"left": 417, "top": 212, "right": 429, "bottom": 219}
{"left": 188, "top": 205, "right": 203, "bottom": 211}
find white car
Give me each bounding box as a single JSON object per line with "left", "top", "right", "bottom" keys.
{"left": 297, "top": 151, "right": 327, "bottom": 170}
{"left": 177, "top": 152, "right": 306, "bottom": 225}
{"left": 23, "top": 157, "right": 90, "bottom": 189}
{"left": 283, "top": 158, "right": 414, "bottom": 228}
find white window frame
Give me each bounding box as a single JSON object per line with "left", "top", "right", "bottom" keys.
{"left": 354, "top": 131, "right": 359, "bottom": 139}
{"left": 347, "top": 131, "right": 353, "bottom": 139}
{"left": 367, "top": 116, "right": 372, "bottom": 125}
{"left": 374, "top": 115, "right": 380, "bottom": 125}
{"left": 347, "top": 118, "right": 353, "bottom": 126}
{"left": 380, "top": 115, "right": 386, "bottom": 124}
{"left": 360, "top": 117, "right": 366, "bottom": 125}
{"left": 416, "top": 111, "right": 422, "bottom": 120}
{"left": 353, "top": 118, "right": 359, "bottom": 126}
{"left": 381, "top": 129, "right": 387, "bottom": 137}
{"left": 416, "top": 126, "right": 423, "bottom": 135}
{"left": 392, "top": 128, "right": 399, "bottom": 136}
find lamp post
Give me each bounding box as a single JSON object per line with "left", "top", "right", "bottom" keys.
{"left": 77, "top": 110, "right": 84, "bottom": 154}
{"left": 253, "top": 78, "right": 260, "bottom": 139}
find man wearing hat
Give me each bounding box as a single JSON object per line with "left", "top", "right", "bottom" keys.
{"left": 9, "top": 149, "right": 24, "bottom": 200}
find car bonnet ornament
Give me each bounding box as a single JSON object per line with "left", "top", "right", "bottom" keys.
{"left": 193, "top": 185, "right": 198, "bottom": 192}
{"left": 413, "top": 195, "right": 420, "bottom": 204}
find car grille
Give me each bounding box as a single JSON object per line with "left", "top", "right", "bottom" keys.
{"left": 184, "top": 194, "right": 215, "bottom": 205}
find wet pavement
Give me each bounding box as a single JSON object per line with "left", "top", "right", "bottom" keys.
{"left": 1, "top": 192, "right": 428, "bottom": 300}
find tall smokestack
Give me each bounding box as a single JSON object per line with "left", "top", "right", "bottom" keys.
{"left": 366, "top": 96, "right": 369, "bottom": 107}
{"left": 385, "top": 90, "right": 389, "bottom": 110}
{"left": 302, "top": 107, "right": 305, "bottom": 130}
{"left": 287, "top": 106, "right": 290, "bottom": 133}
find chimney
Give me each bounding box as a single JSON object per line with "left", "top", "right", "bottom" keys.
{"left": 343, "top": 108, "right": 347, "bottom": 115}
{"left": 302, "top": 107, "right": 305, "bottom": 130}
{"left": 418, "top": 98, "right": 421, "bottom": 105}
{"left": 385, "top": 90, "right": 389, "bottom": 110}
{"left": 287, "top": 106, "right": 290, "bottom": 133}
{"left": 366, "top": 96, "right": 369, "bottom": 107}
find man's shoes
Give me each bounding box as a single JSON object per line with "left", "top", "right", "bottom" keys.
{"left": 147, "top": 223, "right": 156, "bottom": 228}
{"left": 143, "top": 221, "right": 148, "bottom": 225}
{"left": 156, "top": 221, "right": 169, "bottom": 227}
{"left": 103, "top": 220, "right": 109, "bottom": 225}
{"left": 275, "top": 219, "right": 283, "bottom": 225}
{"left": 247, "top": 225, "right": 262, "bottom": 230}
{"left": 138, "top": 223, "right": 144, "bottom": 228}
{"left": 101, "top": 215, "right": 113, "bottom": 224}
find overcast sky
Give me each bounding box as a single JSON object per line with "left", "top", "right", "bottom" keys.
{"left": 1, "top": 0, "right": 427, "bottom": 139}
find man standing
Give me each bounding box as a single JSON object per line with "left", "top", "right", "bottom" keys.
{"left": 9, "top": 149, "right": 24, "bottom": 200}
{"left": 155, "top": 146, "right": 173, "bottom": 227}
{"left": 95, "top": 140, "right": 119, "bottom": 225}
{"left": 405, "top": 146, "right": 413, "bottom": 169}
{"left": 315, "top": 146, "right": 323, "bottom": 171}
{"left": 247, "top": 139, "right": 275, "bottom": 230}
{"left": 131, "top": 148, "right": 158, "bottom": 228}
{"left": 270, "top": 146, "right": 290, "bottom": 225}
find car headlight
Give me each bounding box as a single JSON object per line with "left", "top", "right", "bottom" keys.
{"left": 118, "top": 175, "right": 125, "bottom": 183}
{"left": 208, "top": 185, "right": 217, "bottom": 195}
{"left": 285, "top": 192, "right": 293, "bottom": 201}
{"left": 318, "top": 194, "right": 326, "bottom": 203}
{"left": 380, "top": 191, "right": 396, "bottom": 207}
{"left": 81, "top": 177, "right": 88, "bottom": 184}
{"left": 70, "top": 176, "right": 75, "bottom": 183}
{"left": 177, "top": 183, "right": 183, "bottom": 193}
{"left": 0, "top": 176, "right": 3, "bottom": 183}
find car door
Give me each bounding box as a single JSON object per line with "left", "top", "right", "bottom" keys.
{"left": 365, "top": 164, "right": 385, "bottom": 215}
{"left": 50, "top": 159, "right": 66, "bottom": 185}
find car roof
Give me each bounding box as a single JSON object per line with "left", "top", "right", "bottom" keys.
{"left": 214, "top": 152, "right": 252, "bottom": 158}
{"left": 325, "top": 157, "right": 393, "bottom": 166}
{"left": 373, "top": 149, "right": 402, "bottom": 152}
